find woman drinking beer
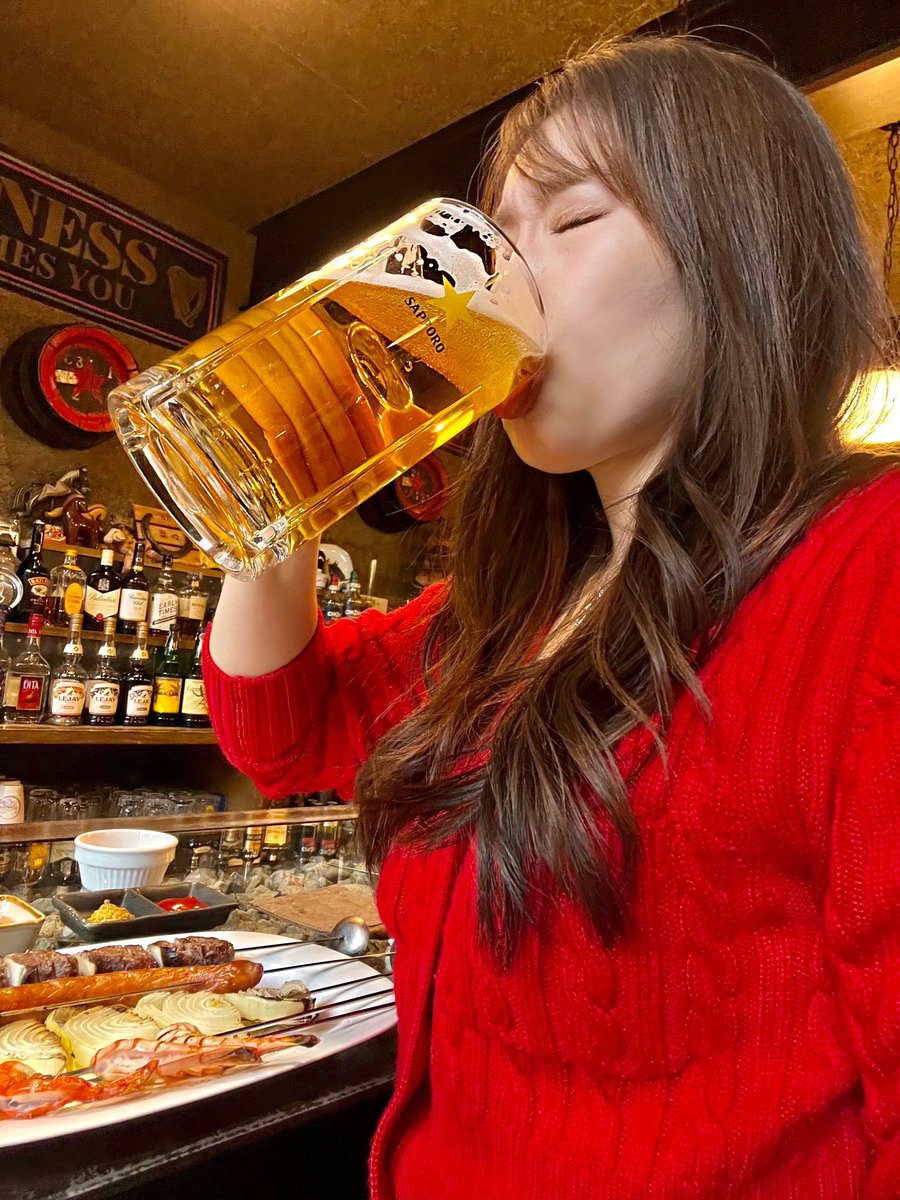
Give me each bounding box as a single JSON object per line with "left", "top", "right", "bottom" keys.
{"left": 205, "top": 35, "right": 900, "bottom": 1200}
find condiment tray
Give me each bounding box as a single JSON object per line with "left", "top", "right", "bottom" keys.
{"left": 53, "top": 885, "right": 237, "bottom": 941}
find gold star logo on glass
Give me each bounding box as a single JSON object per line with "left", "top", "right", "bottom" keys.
{"left": 431, "top": 278, "right": 476, "bottom": 331}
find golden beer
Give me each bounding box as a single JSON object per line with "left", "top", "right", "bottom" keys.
{"left": 110, "top": 200, "right": 544, "bottom": 575}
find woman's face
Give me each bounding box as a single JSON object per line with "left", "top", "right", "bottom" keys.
{"left": 493, "top": 148, "right": 693, "bottom": 490}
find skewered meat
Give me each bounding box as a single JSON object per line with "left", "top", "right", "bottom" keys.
{"left": 0, "top": 959, "right": 264, "bottom": 1014}
{"left": 147, "top": 937, "right": 234, "bottom": 968}
{"left": 2, "top": 952, "right": 78, "bottom": 987}
{"left": 74, "top": 946, "right": 156, "bottom": 976}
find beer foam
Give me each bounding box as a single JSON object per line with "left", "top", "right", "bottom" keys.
{"left": 355, "top": 230, "right": 543, "bottom": 347}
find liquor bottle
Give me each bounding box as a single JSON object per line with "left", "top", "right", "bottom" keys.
{"left": 342, "top": 569, "right": 366, "bottom": 618}
{"left": 117, "top": 620, "right": 153, "bottom": 726}
{"left": 2, "top": 613, "right": 50, "bottom": 724}
{"left": 84, "top": 616, "right": 120, "bottom": 726}
{"left": 148, "top": 555, "right": 178, "bottom": 634}
{"left": 179, "top": 628, "right": 210, "bottom": 728}
{"left": 12, "top": 521, "right": 50, "bottom": 622}
{"left": 315, "top": 549, "right": 328, "bottom": 609}
{"left": 150, "top": 625, "right": 183, "bottom": 726}
{"left": 118, "top": 540, "right": 149, "bottom": 635}
{"left": 46, "top": 549, "right": 86, "bottom": 627}
{"left": 322, "top": 573, "right": 344, "bottom": 624}
{"left": 84, "top": 548, "right": 123, "bottom": 630}
{"left": 176, "top": 572, "right": 208, "bottom": 640}
{"left": 0, "top": 606, "right": 11, "bottom": 714}
{"left": 47, "top": 613, "right": 87, "bottom": 726}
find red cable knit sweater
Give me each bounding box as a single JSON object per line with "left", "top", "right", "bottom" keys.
{"left": 204, "top": 469, "right": 900, "bottom": 1200}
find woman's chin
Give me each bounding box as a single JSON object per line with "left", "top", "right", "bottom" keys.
{"left": 501, "top": 423, "right": 595, "bottom": 475}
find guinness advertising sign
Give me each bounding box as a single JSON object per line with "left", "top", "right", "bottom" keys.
{"left": 0, "top": 147, "right": 227, "bottom": 349}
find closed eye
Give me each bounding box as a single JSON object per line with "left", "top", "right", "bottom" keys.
{"left": 551, "top": 211, "right": 606, "bottom": 235}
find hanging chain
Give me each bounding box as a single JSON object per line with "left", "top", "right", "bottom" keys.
{"left": 884, "top": 122, "right": 900, "bottom": 292}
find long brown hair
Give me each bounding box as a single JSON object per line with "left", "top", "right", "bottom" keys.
{"left": 356, "top": 35, "right": 898, "bottom": 965}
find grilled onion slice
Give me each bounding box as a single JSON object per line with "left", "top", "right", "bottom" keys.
{"left": 0, "top": 1018, "right": 66, "bottom": 1075}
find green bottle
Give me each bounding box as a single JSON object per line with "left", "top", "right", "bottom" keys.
{"left": 150, "top": 626, "right": 183, "bottom": 726}
{"left": 342, "top": 570, "right": 366, "bottom": 618}
{"left": 179, "top": 628, "right": 210, "bottom": 728}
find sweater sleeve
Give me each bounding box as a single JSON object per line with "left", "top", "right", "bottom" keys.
{"left": 202, "top": 580, "right": 448, "bottom": 801}
{"left": 823, "top": 525, "right": 900, "bottom": 1198}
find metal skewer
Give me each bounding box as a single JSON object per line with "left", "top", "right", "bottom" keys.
{"left": 0, "top": 921, "right": 391, "bottom": 1019}
{"left": 244, "top": 947, "right": 394, "bottom": 971}
{"left": 61, "top": 989, "right": 396, "bottom": 1080}
{"left": 247, "top": 917, "right": 372, "bottom": 957}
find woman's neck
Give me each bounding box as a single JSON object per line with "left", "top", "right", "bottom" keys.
{"left": 588, "top": 438, "right": 668, "bottom": 562}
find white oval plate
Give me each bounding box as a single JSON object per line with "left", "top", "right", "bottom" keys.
{"left": 0, "top": 930, "right": 395, "bottom": 1148}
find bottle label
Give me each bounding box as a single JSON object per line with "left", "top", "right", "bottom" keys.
{"left": 119, "top": 588, "right": 149, "bottom": 622}
{"left": 14, "top": 676, "right": 45, "bottom": 711}
{"left": 125, "top": 683, "right": 153, "bottom": 719}
{"left": 64, "top": 583, "right": 84, "bottom": 616}
{"left": 149, "top": 592, "right": 178, "bottom": 631}
{"left": 85, "top": 585, "right": 120, "bottom": 619}
{"left": 86, "top": 680, "right": 120, "bottom": 715}
{"left": 152, "top": 677, "right": 182, "bottom": 714}
{"left": 180, "top": 678, "right": 208, "bottom": 716}
{"left": 50, "top": 679, "right": 86, "bottom": 716}
{"left": 188, "top": 594, "right": 208, "bottom": 621}
{"left": 2, "top": 672, "right": 17, "bottom": 708}
{"left": 28, "top": 575, "right": 51, "bottom": 604}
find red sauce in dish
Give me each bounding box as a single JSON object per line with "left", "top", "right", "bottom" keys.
{"left": 157, "top": 897, "right": 209, "bottom": 913}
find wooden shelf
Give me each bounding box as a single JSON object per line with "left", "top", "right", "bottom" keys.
{"left": 0, "top": 725, "right": 217, "bottom": 745}
{"left": 6, "top": 621, "right": 169, "bottom": 648}
{"left": 0, "top": 804, "right": 358, "bottom": 845}
{"left": 42, "top": 539, "right": 223, "bottom": 579}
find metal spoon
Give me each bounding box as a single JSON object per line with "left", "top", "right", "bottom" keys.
{"left": 250, "top": 916, "right": 372, "bottom": 957}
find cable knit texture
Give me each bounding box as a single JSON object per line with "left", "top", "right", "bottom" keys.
{"left": 204, "top": 469, "right": 900, "bottom": 1199}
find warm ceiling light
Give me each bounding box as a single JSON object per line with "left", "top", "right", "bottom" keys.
{"left": 842, "top": 369, "right": 900, "bottom": 445}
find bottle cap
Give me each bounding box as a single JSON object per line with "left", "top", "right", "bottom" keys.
{"left": 102, "top": 615, "right": 117, "bottom": 635}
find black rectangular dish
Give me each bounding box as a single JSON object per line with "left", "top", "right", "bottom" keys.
{"left": 53, "top": 884, "right": 238, "bottom": 942}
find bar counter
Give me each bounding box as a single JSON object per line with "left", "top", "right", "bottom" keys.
{"left": 1, "top": 850, "right": 396, "bottom": 1199}
{"left": 5, "top": 1028, "right": 396, "bottom": 1200}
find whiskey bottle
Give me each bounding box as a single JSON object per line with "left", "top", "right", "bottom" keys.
{"left": 342, "top": 569, "right": 365, "bottom": 618}
{"left": 84, "top": 616, "right": 120, "bottom": 726}
{"left": 150, "top": 625, "right": 183, "bottom": 726}
{"left": 84, "top": 548, "right": 122, "bottom": 629}
{"left": 47, "top": 613, "right": 87, "bottom": 726}
{"left": 322, "top": 573, "right": 344, "bottom": 624}
{"left": 47, "top": 549, "right": 86, "bottom": 627}
{"left": 148, "top": 554, "right": 178, "bottom": 634}
{"left": 176, "top": 572, "right": 208, "bottom": 640}
{"left": 118, "top": 540, "right": 150, "bottom": 635}
{"left": 179, "top": 628, "right": 210, "bottom": 728}
{"left": 117, "top": 620, "right": 153, "bottom": 726}
{"left": 2, "top": 613, "right": 50, "bottom": 723}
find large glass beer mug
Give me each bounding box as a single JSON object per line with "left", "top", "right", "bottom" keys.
{"left": 109, "top": 198, "right": 544, "bottom": 576}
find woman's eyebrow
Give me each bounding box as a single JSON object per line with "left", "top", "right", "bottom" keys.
{"left": 493, "top": 181, "right": 583, "bottom": 230}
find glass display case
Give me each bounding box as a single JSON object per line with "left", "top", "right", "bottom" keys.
{"left": 0, "top": 801, "right": 370, "bottom": 952}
